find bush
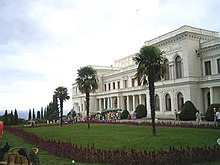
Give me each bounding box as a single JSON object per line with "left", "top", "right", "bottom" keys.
{"left": 205, "top": 103, "right": 220, "bottom": 121}
{"left": 179, "top": 101, "right": 197, "bottom": 121}
{"left": 120, "top": 110, "right": 129, "bottom": 119}
{"left": 135, "top": 104, "right": 147, "bottom": 119}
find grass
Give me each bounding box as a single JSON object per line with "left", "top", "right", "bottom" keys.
{"left": 26, "top": 123, "right": 220, "bottom": 151}
{"left": 0, "top": 131, "right": 74, "bottom": 165}
{"left": 2, "top": 123, "right": 220, "bottom": 165}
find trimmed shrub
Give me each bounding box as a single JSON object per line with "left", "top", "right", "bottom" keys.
{"left": 179, "top": 101, "right": 197, "bottom": 121}
{"left": 120, "top": 110, "right": 129, "bottom": 119}
{"left": 205, "top": 103, "right": 220, "bottom": 121}
{"left": 135, "top": 104, "right": 147, "bottom": 119}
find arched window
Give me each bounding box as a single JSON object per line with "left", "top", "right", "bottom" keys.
{"left": 155, "top": 95, "right": 160, "bottom": 111}
{"left": 177, "top": 92, "right": 184, "bottom": 110}
{"left": 164, "top": 59, "right": 169, "bottom": 80}
{"left": 165, "top": 94, "right": 171, "bottom": 111}
{"left": 175, "top": 56, "right": 183, "bottom": 78}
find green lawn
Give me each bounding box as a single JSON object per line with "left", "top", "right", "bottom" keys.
{"left": 2, "top": 123, "right": 220, "bottom": 165}
{"left": 26, "top": 123, "right": 220, "bottom": 151}
{"left": 0, "top": 131, "right": 74, "bottom": 165}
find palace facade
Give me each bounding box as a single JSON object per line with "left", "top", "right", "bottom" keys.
{"left": 72, "top": 25, "right": 220, "bottom": 118}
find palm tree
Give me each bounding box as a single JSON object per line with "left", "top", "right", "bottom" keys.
{"left": 76, "top": 66, "right": 98, "bottom": 129}
{"left": 133, "top": 45, "right": 164, "bottom": 136}
{"left": 54, "top": 86, "right": 70, "bottom": 127}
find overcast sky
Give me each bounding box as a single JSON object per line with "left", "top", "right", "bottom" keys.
{"left": 0, "top": 0, "right": 220, "bottom": 113}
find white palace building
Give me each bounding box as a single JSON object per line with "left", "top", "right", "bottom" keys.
{"left": 72, "top": 25, "right": 220, "bottom": 118}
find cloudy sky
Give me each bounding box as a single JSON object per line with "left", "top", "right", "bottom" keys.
{"left": 0, "top": 0, "right": 220, "bottom": 113}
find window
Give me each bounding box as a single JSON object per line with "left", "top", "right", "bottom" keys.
{"left": 155, "top": 95, "right": 160, "bottom": 111}
{"left": 104, "top": 84, "right": 107, "bottom": 91}
{"left": 205, "top": 61, "right": 211, "bottom": 75}
{"left": 108, "top": 83, "right": 111, "bottom": 90}
{"left": 164, "top": 59, "right": 169, "bottom": 80}
{"left": 113, "top": 82, "right": 115, "bottom": 89}
{"left": 132, "top": 78, "right": 135, "bottom": 87}
{"left": 175, "top": 56, "right": 183, "bottom": 78}
{"left": 217, "top": 58, "right": 220, "bottom": 74}
{"left": 117, "top": 81, "right": 120, "bottom": 89}
{"left": 124, "top": 80, "right": 127, "bottom": 88}
{"left": 165, "top": 94, "right": 171, "bottom": 111}
{"left": 177, "top": 92, "right": 184, "bottom": 110}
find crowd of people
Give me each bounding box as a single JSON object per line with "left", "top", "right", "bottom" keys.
{"left": 92, "top": 111, "right": 121, "bottom": 122}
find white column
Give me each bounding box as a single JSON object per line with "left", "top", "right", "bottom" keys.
{"left": 210, "top": 87, "right": 214, "bottom": 104}
{"left": 161, "top": 93, "right": 165, "bottom": 115}
{"left": 111, "top": 97, "right": 113, "bottom": 108}
{"left": 146, "top": 93, "right": 151, "bottom": 116}
{"left": 103, "top": 98, "right": 106, "bottom": 109}
{"left": 117, "top": 96, "right": 120, "bottom": 108}
{"left": 99, "top": 99, "right": 102, "bottom": 111}
{"left": 121, "top": 96, "right": 125, "bottom": 110}
{"left": 139, "top": 95, "right": 142, "bottom": 105}
{"left": 127, "top": 96, "right": 130, "bottom": 111}
{"left": 133, "top": 95, "right": 135, "bottom": 112}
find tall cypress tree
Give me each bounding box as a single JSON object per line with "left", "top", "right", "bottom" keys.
{"left": 28, "top": 109, "right": 31, "bottom": 120}
{"left": 52, "top": 95, "right": 59, "bottom": 116}
{"left": 4, "top": 110, "right": 9, "bottom": 126}
{"left": 41, "top": 107, "right": 44, "bottom": 119}
{"left": 14, "top": 109, "right": 18, "bottom": 125}
{"left": 33, "top": 108, "right": 36, "bottom": 119}
{"left": 37, "top": 111, "right": 40, "bottom": 119}
{"left": 44, "top": 107, "right": 47, "bottom": 119}
{"left": 10, "top": 110, "right": 14, "bottom": 125}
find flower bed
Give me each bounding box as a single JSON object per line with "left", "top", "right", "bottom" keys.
{"left": 4, "top": 122, "right": 220, "bottom": 165}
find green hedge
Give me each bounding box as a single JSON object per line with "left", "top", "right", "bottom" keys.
{"left": 205, "top": 104, "right": 220, "bottom": 121}
{"left": 121, "top": 110, "right": 129, "bottom": 119}
{"left": 179, "top": 101, "right": 197, "bottom": 121}
{"left": 135, "top": 104, "right": 147, "bottom": 119}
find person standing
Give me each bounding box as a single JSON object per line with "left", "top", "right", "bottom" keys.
{"left": 174, "top": 109, "right": 178, "bottom": 120}
{"left": 216, "top": 108, "right": 220, "bottom": 128}
{"left": 195, "top": 111, "right": 202, "bottom": 125}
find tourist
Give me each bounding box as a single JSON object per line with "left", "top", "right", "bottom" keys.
{"left": 195, "top": 111, "right": 202, "bottom": 125}
{"left": 128, "top": 113, "right": 131, "bottom": 119}
{"left": 215, "top": 108, "right": 220, "bottom": 128}
{"left": 133, "top": 112, "right": 137, "bottom": 120}
{"left": 174, "top": 109, "right": 178, "bottom": 120}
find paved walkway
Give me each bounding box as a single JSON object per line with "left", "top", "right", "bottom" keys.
{"left": 119, "top": 117, "right": 216, "bottom": 126}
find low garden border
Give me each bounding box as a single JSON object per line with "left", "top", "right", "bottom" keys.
{"left": 4, "top": 121, "right": 220, "bottom": 165}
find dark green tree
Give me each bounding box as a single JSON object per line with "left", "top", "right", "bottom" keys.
{"left": 37, "top": 111, "right": 40, "bottom": 119}
{"left": 4, "top": 110, "right": 9, "bottom": 126}
{"left": 28, "top": 109, "right": 31, "bottom": 120}
{"left": 44, "top": 107, "right": 47, "bottom": 119}
{"left": 133, "top": 45, "right": 164, "bottom": 136}
{"left": 10, "top": 110, "right": 14, "bottom": 125}
{"left": 32, "top": 108, "right": 36, "bottom": 119}
{"left": 54, "top": 86, "right": 70, "bottom": 127}
{"left": 46, "top": 102, "right": 54, "bottom": 118}
{"left": 14, "top": 109, "right": 18, "bottom": 125}
{"left": 52, "top": 95, "right": 59, "bottom": 116}
{"left": 41, "top": 107, "right": 44, "bottom": 119}
{"left": 76, "top": 66, "right": 98, "bottom": 129}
